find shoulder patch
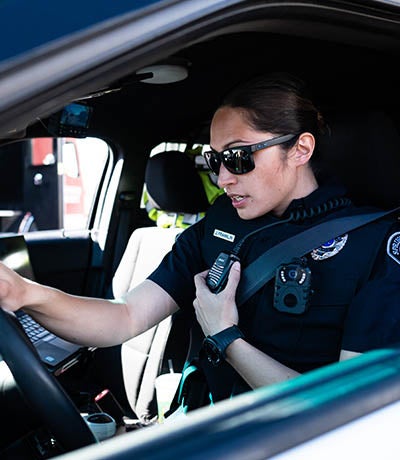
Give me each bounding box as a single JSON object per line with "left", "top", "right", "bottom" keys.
{"left": 387, "top": 231, "right": 400, "bottom": 265}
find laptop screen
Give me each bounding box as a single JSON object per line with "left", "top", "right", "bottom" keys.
{"left": 0, "top": 234, "right": 84, "bottom": 372}
{"left": 0, "top": 234, "right": 35, "bottom": 280}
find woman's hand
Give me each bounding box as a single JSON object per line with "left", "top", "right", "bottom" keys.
{"left": 193, "top": 261, "right": 241, "bottom": 337}
{"left": 0, "top": 261, "right": 30, "bottom": 312}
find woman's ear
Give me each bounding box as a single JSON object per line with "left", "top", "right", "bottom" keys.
{"left": 292, "top": 132, "right": 315, "bottom": 166}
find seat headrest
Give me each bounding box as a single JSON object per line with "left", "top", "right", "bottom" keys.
{"left": 318, "top": 110, "right": 400, "bottom": 210}
{"left": 145, "top": 150, "right": 210, "bottom": 214}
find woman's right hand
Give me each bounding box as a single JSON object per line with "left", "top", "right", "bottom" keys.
{"left": 0, "top": 261, "right": 31, "bottom": 312}
{"left": 193, "top": 261, "right": 241, "bottom": 337}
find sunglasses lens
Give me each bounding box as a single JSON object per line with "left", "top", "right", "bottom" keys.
{"left": 222, "top": 149, "right": 254, "bottom": 175}
{"left": 203, "top": 148, "right": 255, "bottom": 175}
{"left": 204, "top": 151, "right": 221, "bottom": 174}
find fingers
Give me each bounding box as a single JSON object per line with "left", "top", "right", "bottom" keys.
{"left": 194, "top": 269, "right": 209, "bottom": 282}
{"left": 225, "top": 261, "right": 241, "bottom": 294}
{"left": 194, "top": 262, "right": 241, "bottom": 295}
{"left": 193, "top": 262, "right": 241, "bottom": 336}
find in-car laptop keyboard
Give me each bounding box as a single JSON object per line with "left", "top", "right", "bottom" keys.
{"left": 0, "top": 235, "right": 85, "bottom": 374}
{"left": 15, "top": 308, "right": 84, "bottom": 373}
{"left": 17, "top": 311, "right": 52, "bottom": 343}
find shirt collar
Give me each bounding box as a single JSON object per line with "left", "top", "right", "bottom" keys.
{"left": 282, "top": 178, "right": 348, "bottom": 219}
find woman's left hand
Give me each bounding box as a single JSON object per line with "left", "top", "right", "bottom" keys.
{"left": 193, "top": 261, "right": 240, "bottom": 336}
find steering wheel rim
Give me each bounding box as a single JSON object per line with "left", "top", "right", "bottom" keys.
{"left": 0, "top": 308, "right": 97, "bottom": 451}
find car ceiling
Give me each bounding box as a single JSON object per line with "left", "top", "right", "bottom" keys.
{"left": 36, "top": 31, "right": 400, "bottom": 147}
{"left": 2, "top": 1, "right": 400, "bottom": 154}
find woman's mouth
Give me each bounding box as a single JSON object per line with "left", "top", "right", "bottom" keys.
{"left": 230, "top": 194, "right": 248, "bottom": 208}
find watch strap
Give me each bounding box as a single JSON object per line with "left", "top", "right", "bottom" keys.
{"left": 205, "top": 325, "right": 244, "bottom": 359}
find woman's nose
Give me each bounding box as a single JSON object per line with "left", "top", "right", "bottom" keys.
{"left": 217, "top": 163, "right": 237, "bottom": 188}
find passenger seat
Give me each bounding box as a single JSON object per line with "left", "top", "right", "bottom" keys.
{"left": 112, "top": 150, "right": 211, "bottom": 422}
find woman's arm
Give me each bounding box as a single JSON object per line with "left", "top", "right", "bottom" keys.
{"left": 0, "top": 261, "right": 178, "bottom": 347}
{"left": 193, "top": 262, "right": 299, "bottom": 388}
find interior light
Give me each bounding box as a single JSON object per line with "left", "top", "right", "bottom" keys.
{"left": 136, "top": 64, "right": 189, "bottom": 84}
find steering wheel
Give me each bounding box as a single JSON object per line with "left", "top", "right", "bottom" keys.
{"left": 0, "top": 308, "right": 97, "bottom": 452}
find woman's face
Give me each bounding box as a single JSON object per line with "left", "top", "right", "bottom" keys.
{"left": 210, "top": 106, "right": 310, "bottom": 220}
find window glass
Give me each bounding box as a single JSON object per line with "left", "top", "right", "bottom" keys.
{"left": 0, "top": 137, "right": 110, "bottom": 233}
{"left": 62, "top": 137, "right": 110, "bottom": 231}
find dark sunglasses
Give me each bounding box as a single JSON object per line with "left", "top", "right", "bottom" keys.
{"left": 202, "top": 133, "right": 298, "bottom": 175}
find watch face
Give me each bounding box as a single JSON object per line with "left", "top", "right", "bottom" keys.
{"left": 203, "top": 338, "right": 222, "bottom": 366}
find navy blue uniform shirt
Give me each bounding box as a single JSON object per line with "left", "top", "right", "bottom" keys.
{"left": 148, "top": 182, "right": 400, "bottom": 401}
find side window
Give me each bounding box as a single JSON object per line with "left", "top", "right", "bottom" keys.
{"left": 0, "top": 137, "right": 110, "bottom": 233}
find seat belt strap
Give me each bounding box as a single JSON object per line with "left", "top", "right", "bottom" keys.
{"left": 237, "top": 208, "right": 399, "bottom": 306}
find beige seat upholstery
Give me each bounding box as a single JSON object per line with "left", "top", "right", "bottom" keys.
{"left": 112, "top": 226, "right": 183, "bottom": 419}
{"left": 113, "top": 226, "right": 183, "bottom": 297}
{"left": 112, "top": 150, "right": 210, "bottom": 421}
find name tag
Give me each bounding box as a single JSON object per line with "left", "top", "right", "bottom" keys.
{"left": 213, "top": 229, "right": 235, "bottom": 242}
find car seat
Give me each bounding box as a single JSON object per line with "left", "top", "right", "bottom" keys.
{"left": 112, "top": 150, "right": 212, "bottom": 422}
{"left": 318, "top": 110, "right": 400, "bottom": 210}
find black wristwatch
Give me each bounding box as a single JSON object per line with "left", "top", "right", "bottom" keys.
{"left": 202, "top": 325, "right": 244, "bottom": 367}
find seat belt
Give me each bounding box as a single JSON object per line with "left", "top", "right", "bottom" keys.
{"left": 236, "top": 208, "right": 400, "bottom": 306}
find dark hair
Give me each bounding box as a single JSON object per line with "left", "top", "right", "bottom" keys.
{"left": 221, "top": 72, "right": 325, "bottom": 162}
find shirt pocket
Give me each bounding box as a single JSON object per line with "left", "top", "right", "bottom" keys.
{"left": 301, "top": 271, "right": 358, "bottom": 357}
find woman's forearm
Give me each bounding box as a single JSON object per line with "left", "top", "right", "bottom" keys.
{"left": 225, "top": 338, "right": 299, "bottom": 388}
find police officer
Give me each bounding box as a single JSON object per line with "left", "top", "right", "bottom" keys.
{"left": 0, "top": 73, "right": 399, "bottom": 406}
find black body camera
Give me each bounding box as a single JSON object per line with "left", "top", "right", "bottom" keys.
{"left": 273, "top": 259, "right": 312, "bottom": 315}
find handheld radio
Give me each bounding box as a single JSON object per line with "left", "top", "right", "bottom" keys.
{"left": 205, "top": 252, "right": 240, "bottom": 293}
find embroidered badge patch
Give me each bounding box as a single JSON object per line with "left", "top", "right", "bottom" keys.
{"left": 311, "top": 234, "right": 348, "bottom": 261}
{"left": 387, "top": 231, "right": 400, "bottom": 265}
